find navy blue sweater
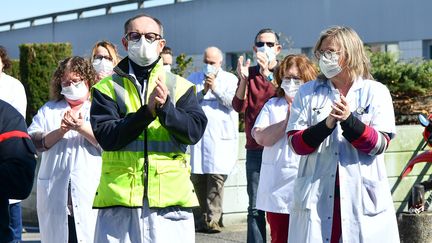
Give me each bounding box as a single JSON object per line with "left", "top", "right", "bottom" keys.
{"left": 0, "top": 100, "right": 36, "bottom": 242}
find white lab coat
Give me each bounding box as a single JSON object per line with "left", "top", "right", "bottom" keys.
{"left": 253, "top": 97, "right": 300, "bottom": 214}
{"left": 188, "top": 70, "right": 239, "bottom": 175}
{"left": 287, "top": 78, "right": 400, "bottom": 243}
{"left": 0, "top": 73, "right": 27, "bottom": 204}
{"left": 28, "top": 100, "right": 102, "bottom": 243}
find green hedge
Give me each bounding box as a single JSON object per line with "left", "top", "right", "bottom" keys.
{"left": 19, "top": 43, "right": 72, "bottom": 124}
{"left": 370, "top": 51, "right": 432, "bottom": 98}
{"left": 4, "top": 59, "right": 20, "bottom": 80}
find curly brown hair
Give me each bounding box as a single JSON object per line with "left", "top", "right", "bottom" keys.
{"left": 0, "top": 46, "right": 12, "bottom": 71}
{"left": 274, "top": 54, "right": 318, "bottom": 97}
{"left": 50, "top": 56, "right": 97, "bottom": 101}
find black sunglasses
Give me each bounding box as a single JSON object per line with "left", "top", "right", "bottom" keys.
{"left": 255, "top": 41, "right": 276, "bottom": 48}
{"left": 124, "top": 32, "right": 162, "bottom": 43}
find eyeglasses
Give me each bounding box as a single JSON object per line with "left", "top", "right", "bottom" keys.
{"left": 124, "top": 32, "right": 162, "bottom": 43}
{"left": 315, "top": 50, "right": 342, "bottom": 59}
{"left": 61, "top": 80, "right": 83, "bottom": 87}
{"left": 255, "top": 42, "right": 276, "bottom": 48}
{"left": 282, "top": 77, "right": 303, "bottom": 86}
{"left": 94, "top": 55, "right": 113, "bottom": 61}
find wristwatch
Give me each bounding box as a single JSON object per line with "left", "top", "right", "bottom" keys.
{"left": 266, "top": 73, "right": 274, "bottom": 82}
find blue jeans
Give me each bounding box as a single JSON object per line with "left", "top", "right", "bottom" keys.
{"left": 246, "top": 149, "right": 266, "bottom": 243}
{"left": 8, "top": 202, "right": 22, "bottom": 242}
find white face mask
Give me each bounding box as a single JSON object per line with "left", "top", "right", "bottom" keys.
{"left": 319, "top": 53, "right": 342, "bottom": 78}
{"left": 202, "top": 64, "right": 218, "bottom": 76}
{"left": 92, "top": 58, "right": 114, "bottom": 75}
{"left": 61, "top": 81, "right": 88, "bottom": 100}
{"left": 127, "top": 39, "right": 159, "bottom": 67}
{"left": 163, "top": 64, "right": 171, "bottom": 72}
{"left": 281, "top": 78, "right": 303, "bottom": 98}
{"left": 257, "top": 45, "right": 276, "bottom": 63}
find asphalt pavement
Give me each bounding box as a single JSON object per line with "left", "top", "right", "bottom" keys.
{"left": 22, "top": 223, "right": 268, "bottom": 243}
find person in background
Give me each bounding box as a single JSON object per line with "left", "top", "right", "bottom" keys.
{"left": 90, "top": 13, "right": 207, "bottom": 242}
{"left": 187, "top": 46, "right": 239, "bottom": 233}
{"left": 287, "top": 26, "right": 400, "bottom": 243}
{"left": 232, "top": 28, "right": 281, "bottom": 243}
{"left": 28, "top": 56, "right": 102, "bottom": 243}
{"left": 90, "top": 40, "right": 121, "bottom": 80}
{"left": 252, "top": 54, "right": 318, "bottom": 243}
{"left": 161, "top": 46, "right": 173, "bottom": 72}
{"left": 0, "top": 100, "right": 36, "bottom": 243}
{"left": 0, "top": 45, "right": 28, "bottom": 242}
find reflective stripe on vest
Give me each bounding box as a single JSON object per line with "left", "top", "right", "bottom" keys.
{"left": 112, "top": 76, "right": 127, "bottom": 115}
{"left": 92, "top": 61, "right": 198, "bottom": 208}
{"left": 112, "top": 72, "right": 177, "bottom": 114}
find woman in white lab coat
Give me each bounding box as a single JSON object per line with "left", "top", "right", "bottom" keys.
{"left": 28, "top": 56, "right": 102, "bottom": 243}
{"left": 252, "top": 54, "right": 317, "bottom": 243}
{"left": 286, "top": 26, "right": 400, "bottom": 243}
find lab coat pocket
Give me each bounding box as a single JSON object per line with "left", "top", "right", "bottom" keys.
{"left": 292, "top": 176, "right": 320, "bottom": 211}
{"left": 361, "top": 177, "right": 390, "bottom": 216}
{"left": 220, "top": 120, "right": 237, "bottom": 140}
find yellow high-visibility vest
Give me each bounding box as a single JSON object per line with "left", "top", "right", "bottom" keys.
{"left": 92, "top": 60, "right": 198, "bottom": 208}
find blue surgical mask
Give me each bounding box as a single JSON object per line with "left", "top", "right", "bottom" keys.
{"left": 202, "top": 64, "right": 218, "bottom": 76}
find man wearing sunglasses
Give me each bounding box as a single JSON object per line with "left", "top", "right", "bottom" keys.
{"left": 232, "top": 28, "right": 281, "bottom": 243}
{"left": 90, "top": 13, "right": 207, "bottom": 243}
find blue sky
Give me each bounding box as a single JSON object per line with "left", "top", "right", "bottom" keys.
{"left": 0, "top": 0, "right": 173, "bottom": 24}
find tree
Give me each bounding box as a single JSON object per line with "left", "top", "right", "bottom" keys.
{"left": 171, "top": 53, "right": 193, "bottom": 77}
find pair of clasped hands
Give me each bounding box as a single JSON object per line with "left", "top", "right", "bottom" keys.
{"left": 326, "top": 95, "right": 351, "bottom": 129}
{"left": 148, "top": 73, "right": 169, "bottom": 116}
{"left": 61, "top": 109, "right": 84, "bottom": 133}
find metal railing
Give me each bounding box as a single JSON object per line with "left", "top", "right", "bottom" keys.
{"left": 0, "top": 0, "right": 185, "bottom": 31}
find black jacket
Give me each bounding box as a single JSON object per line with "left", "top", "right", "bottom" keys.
{"left": 0, "top": 100, "right": 36, "bottom": 242}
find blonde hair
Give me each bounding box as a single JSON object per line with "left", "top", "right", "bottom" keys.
{"left": 90, "top": 40, "right": 121, "bottom": 66}
{"left": 313, "top": 26, "right": 372, "bottom": 80}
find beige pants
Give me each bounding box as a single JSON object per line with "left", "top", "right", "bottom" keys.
{"left": 191, "top": 173, "right": 227, "bottom": 227}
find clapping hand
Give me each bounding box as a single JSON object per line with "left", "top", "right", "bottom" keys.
{"left": 237, "top": 56, "right": 250, "bottom": 81}
{"left": 330, "top": 95, "right": 350, "bottom": 122}
{"left": 62, "top": 110, "right": 84, "bottom": 132}
{"left": 203, "top": 73, "right": 216, "bottom": 94}
{"left": 148, "top": 74, "right": 169, "bottom": 116}
{"left": 256, "top": 51, "right": 270, "bottom": 77}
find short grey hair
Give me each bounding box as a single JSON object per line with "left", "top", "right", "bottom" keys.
{"left": 123, "top": 13, "right": 164, "bottom": 37}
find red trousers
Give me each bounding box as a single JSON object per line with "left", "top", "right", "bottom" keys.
{"left": 266, "top": 212, "right": 289, "bottom": 243}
